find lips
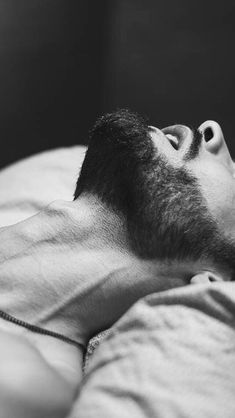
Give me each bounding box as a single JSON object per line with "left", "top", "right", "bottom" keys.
{"left": 162, "top": 125, "right": 190, "bottom": 151}
{"left": 165, "top": 134, "right": 179, "bottom": 150}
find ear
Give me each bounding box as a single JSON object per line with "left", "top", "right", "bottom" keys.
{"left": 190, "top": 271, "right": 223, "bottom": 285}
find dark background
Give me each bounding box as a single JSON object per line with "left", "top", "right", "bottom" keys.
{"left": 0, "top": 0, "right": 234, "bottom": 168}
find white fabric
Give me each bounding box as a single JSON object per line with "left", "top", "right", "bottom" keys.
{"left": 71, "top": 282, "right": 235, "bottom": 418}
{"left": 0, "top": 146, "right": 86, "bottom": 226}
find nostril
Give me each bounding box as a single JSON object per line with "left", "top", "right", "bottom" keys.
{"left": 204, "top": 127, "right": 213, "bottom": 142}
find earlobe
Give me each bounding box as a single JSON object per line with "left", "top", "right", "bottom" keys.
{"left": 190, "top": 271, "right": 222, "bottom": 285}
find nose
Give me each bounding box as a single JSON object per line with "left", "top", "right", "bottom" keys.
{"left": 198, "top": 120, "right": 234, "bottom": 171}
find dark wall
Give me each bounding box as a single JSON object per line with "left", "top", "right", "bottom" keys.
{"left": 0, "top": 0, "right": 234, "bottom": 168}
{"left": 0, "top": 0, "right": 111, "bottom": 167}
{"left": 100, "top": 0, "right": 235, "bottom": 157}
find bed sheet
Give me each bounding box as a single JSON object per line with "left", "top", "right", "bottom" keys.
{"left": 0, "top": 146, "right": 86, "bottom": 226}
{"left": 70, "top": 282, "right": 235, "bottom": 418}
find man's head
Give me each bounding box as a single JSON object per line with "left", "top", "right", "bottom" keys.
{"left": 74, "top": 109, "right": 235, "bottom": 280}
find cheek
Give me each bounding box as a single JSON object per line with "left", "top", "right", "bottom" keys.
{"left": 197, "top": 165, "right": 235, "bottom": 236}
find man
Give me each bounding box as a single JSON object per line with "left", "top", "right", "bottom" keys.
{"left": 0, "top": 109, "right": 234, "bottom": 417}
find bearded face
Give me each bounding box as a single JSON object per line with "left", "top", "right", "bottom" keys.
{"left": 74, "top": 109, "right": 235, "bottom": 278}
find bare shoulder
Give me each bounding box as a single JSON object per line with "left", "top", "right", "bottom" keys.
{"left": 0, "top": 328, "right": 78, "bottom": 418}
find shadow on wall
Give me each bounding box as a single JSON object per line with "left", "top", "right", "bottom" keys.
{"left": 0, "top": 0, "right": 234, "bottom": 168}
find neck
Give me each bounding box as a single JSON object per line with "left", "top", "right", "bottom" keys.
{"left": 0, "top": 194, "right": 230, "bottom": 344}
{"left": 77, "top": 194, "right": 234, "bottom": 284}
{"left": 71, "top": 193, "right": 130, "bottom": 252}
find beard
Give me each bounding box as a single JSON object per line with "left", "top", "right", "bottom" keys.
{"left": 74, "top": 109, "right": 235, "bottom": 278}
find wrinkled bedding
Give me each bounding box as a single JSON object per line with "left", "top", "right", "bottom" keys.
{"left": 0, "top": 147, "right": 235, "bottom": 418}
{"left": 70, "top": 282, "right": 235, "bottom": 418}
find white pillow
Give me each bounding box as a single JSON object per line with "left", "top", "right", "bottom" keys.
{"left": 0, "top": 146, "right": 86, "bottom": 226}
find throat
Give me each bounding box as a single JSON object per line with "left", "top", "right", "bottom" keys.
{"left": 0, "top": 197, "right": 131, "bottom": 338}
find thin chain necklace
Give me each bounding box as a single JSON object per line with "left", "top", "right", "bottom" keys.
{"left": 0, "top": 309, "right": 84, "bottom": 350}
